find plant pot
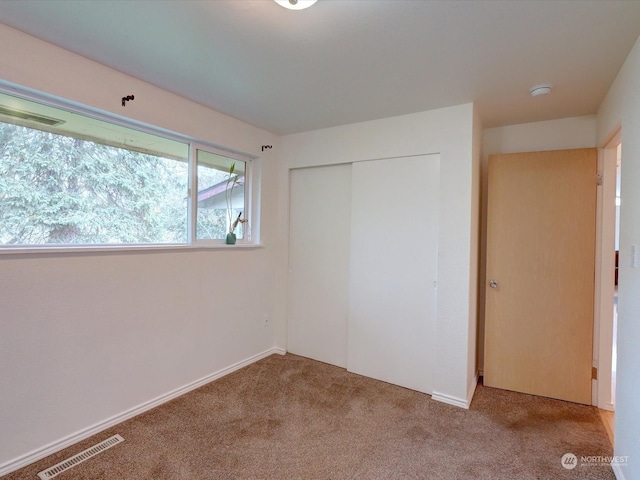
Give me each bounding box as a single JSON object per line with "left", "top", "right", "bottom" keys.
{"left": 226, "top": 233, "right": 237, "bottom": 245}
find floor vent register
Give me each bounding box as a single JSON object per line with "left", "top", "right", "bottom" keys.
{"left": 37, "top": 434, "right": 124, "bottom": 480}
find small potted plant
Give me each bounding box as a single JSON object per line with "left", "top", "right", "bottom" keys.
{"left": 225, "top": 163, "right": 247, "bottom": 245}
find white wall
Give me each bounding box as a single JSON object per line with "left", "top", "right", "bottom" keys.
{"left": 598, "top": 35, "right": 640, "bottom": 480}
{"left": 277, "top": 103, "right": 480, "bottom": 408}
{"left": 0, "top": 24, "right": 280, "bottom": 474}
{"left": 479, "top": 116, "right": 598, "bottom": 371}
{"left": 483, "top": 116, "right": 597, "bottom": 155}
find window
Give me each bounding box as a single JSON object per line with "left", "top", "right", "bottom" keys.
{"left": 196, "top": 149, "right": 247, "bottom": 241}
{"left": 0, "top": 90, "right": 252, "bottom": 248}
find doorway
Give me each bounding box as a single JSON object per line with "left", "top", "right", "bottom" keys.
{"left": 594, "top": 135, "right": 619, "bottom": 415}
{"left": 599, "top": 141, "right": 621, "bottom": 444}
{"left": 593, "top": 135, "right": 619, "bottom": 445}
{"left": 612, "top": 142, "right": 621, "bottom": 407}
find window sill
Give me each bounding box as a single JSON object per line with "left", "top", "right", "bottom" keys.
{"left": 0, "top": 243, "right": 264, "bottom": 256}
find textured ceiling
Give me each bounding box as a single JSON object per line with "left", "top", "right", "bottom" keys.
{"left": 0, "top": 0, "right": 639, "bottom": 135}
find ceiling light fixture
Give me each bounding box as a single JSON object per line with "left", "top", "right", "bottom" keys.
{"left": 529, "top": 84, "right": 552, "bottom": 97}
{"left": 274, "top": 0, "right": 318, "bottom": 10}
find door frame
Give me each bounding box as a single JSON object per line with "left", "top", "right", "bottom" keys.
{"left": 594, "top": 129, "right": 620, "bottom": 411}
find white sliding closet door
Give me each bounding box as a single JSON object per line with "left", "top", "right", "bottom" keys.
{"left": 288, "top": 164, "right": 352, "bottom": 368}
{"left": 347, "top": 154, "right": 440, "bottom": 393}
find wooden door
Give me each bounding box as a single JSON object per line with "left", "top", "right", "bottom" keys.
{"left": 288, "top": 164, "right": 352, "bottom": 368}
{"left": 484, "top": 148, "right": 597, "bottom": 405}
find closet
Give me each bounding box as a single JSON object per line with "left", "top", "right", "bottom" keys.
{"left": 288, "top": 154, "right": 439, "bottom": 393}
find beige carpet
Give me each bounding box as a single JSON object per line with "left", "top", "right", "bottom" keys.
{"left": 4, "top": 354, "right": 615, "bottom": 479}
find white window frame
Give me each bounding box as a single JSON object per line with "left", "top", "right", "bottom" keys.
{"left": 190, "top": 144, "right": 254, "bottom": 245}
{"left": 0, "top": 82, "right": 259, "bottom": 253}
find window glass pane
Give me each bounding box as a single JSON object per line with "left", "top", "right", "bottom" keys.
{"left": 196, "top": 150, "right": 246, "bottom": 240}
{"left": 0, "top": 92, "right": 189, "bottom": 245}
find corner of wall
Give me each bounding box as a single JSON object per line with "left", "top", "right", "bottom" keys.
{"left": 468, "top": 104, "right": 483, "bottom": 395}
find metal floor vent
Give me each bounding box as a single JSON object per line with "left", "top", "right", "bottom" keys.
{"left": 37, "top": 435, "right": 124, "bottom": 480}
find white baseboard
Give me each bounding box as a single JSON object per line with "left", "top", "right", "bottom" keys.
{"left": 600, "top": 402, "right": 615, "bottom": 412}
{"left": 431, "top": 391, "right": 470, "bottom": 409}
{"left": 612, "top": 462, "right": 627, "bottom": 480}
{"left": 431, "top": 373, "right": 479, "bottom": 410}
{"left": 0, "top": 347, "right": 284, "bottom": 477}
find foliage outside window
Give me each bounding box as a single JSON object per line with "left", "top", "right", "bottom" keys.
{"left": 0, "top": 91, "right": 250, "bottom": 247}
{"left": 196, "top": 150, "right": 247, "bottom": 241}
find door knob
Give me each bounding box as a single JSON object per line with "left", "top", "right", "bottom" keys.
{"left": 489, "top": 280, "right": 498, "bottom": 289}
